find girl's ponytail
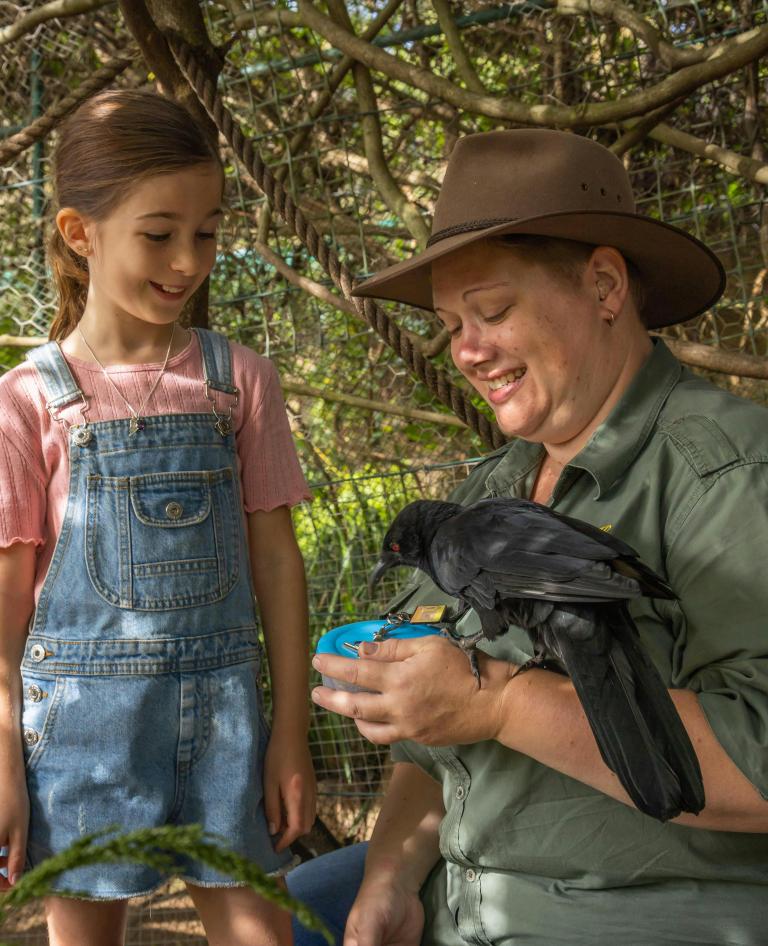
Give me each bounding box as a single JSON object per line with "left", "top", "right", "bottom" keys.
{"left": 48, "top": 89, "right": 221, "bottom": 340}
{"left": 47, "top": 228, "right": 89, "bottom": 342}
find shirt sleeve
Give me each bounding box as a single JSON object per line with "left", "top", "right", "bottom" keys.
{"left": 235, "top": 354, "right": 312, "bottom": 513}
{"left": 0, "top": 428, "right": 47, "bottom": 549}
{"left": 666, "top": 460, "right": 768, "bottom": 798}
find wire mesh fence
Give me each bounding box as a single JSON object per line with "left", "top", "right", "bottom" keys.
{"left": 2, "top": 0, "right": 768, "bottom": 940}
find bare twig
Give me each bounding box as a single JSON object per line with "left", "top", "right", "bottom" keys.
{"left": 296, "top": 2, "right": 768, "bottom": 129}
{"left": 0, "top": 0, "right": 113, "bottom": 46}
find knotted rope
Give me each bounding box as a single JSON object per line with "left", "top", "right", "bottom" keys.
{"left": 167, "top": 36, "right": 505, "bottom": 451}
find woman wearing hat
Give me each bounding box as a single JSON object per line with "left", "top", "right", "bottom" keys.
{"left": 294, "top": 130, "right": 768, "bottom": 945}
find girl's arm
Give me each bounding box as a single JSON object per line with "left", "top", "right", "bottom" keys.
{"left": 344, "top": 761, "right": 444, "bottom": 946}
{"left": 0, "top": 542, "right": 37, "bottom": 888}
{"left": 247, "top": 505, "right": 316, "bottom": 852}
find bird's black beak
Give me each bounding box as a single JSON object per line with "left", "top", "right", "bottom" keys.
{"left": 368, "top": 554, "right": 396, "bottom": 596}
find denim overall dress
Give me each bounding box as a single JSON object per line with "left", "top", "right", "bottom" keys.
{"left": 20, "top": 328, "right": 291, "bottom": 898}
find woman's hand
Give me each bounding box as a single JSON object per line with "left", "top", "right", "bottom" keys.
{"left": 263, "top": 725, "right": 316, "bottom": 853}
{"left": 0, "top": 767, "right": 29, "bottom": 890}
{"left": 311, "top": 635, "right": 514, "bottom": 746}
{"left": 343, "top": 873, "right": 425, "bottom": 946}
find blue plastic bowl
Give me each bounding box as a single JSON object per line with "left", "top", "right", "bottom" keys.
{"left": 315, "top": 619, "right": 443, "bottom": 693}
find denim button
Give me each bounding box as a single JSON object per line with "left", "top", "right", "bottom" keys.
{"left": 455, "top": 785, "right": 466, "bottom": 800}
{"left": 166, "top": 501, "right": 183, "bottom": 520}
{"left": 465, "top": 868, "right": 477, "bottom": 883}
{"left": 30, "top": 643, "right": 47, "bottom": 662}
{"left": 27, "top": 684, "right": 44, "bottom": 702}
{"left": 72, "top": 426, "right": 92, "bottom": 446}
{"left": 23, "top": 729, "right": 40, "bottom": 746}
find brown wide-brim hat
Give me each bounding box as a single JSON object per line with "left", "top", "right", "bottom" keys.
{"left": 352, "top": 129, "right": 725, "bottom": 328}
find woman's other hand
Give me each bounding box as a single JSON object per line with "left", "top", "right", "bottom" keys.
{"left": 343, "top": 872, "right": 425, "bottom": 946}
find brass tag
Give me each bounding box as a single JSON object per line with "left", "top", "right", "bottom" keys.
{"left": 411, "top": 605, "right": 446, "bottom": 624}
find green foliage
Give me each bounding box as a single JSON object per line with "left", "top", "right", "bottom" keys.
{"left": 0, "top": 824, "right": 332, "bottom": 945}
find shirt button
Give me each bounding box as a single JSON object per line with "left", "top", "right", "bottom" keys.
{"left": 23, "top": 729, "right": 40, "bottom": 747}
{"left": 29, "top": 643, "right": 47, "bottom": 663}
{"left": 27, "top": 684, "right": 44, "bottom": 702}
{"left": 166, "top": 501, "right": 183, "bottom": 520}
{"left": 465, "top": 868, "right": 477, "bottom": 883}
{"left": 455, "top": 785, "right": 466, "bottom": 800}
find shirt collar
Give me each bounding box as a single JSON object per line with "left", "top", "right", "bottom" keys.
{"left": 485, "top": 339, "right": 682, "bottom": 500}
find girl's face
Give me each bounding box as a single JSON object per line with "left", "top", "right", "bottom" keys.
{"left": 83, "top": 164, "right": 223, "bottom": 327}
{"left": 432, "top": 240, "right": 632, "bottom": 448}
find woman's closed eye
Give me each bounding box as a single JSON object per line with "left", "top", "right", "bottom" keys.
{"left": 142, "top": 231, "right": 217, "bottom": 243}
{"left": 483, "top": 305, "right": 514, "bottom": 324}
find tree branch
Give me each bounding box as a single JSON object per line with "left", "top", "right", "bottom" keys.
{"left": 296, "top": 1, "right": 768, "bottom": 129}
{"left": 555, "top": 0, "right": 707, "bottom": 70}
{"left": 253, "top": 0, "right": 404, "bottom": 255}
{"left": 646, "top": 123, "right": 768, "bottom": 186}
{"left": 282, "top": 380, "right": 468, "bottom": 428}
{"left": 0, "top": 0, "right": 113, "bottom": 47}
{"left": 431, "top": 0, "right": 485, "bottom": 93}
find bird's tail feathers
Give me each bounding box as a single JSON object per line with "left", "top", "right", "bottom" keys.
{"left": 561, "top": 606, "right": 705, "bottom": 821}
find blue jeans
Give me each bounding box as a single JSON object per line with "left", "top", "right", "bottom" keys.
{"left": 288, "top": 843, "right": 368, "bottom": 946}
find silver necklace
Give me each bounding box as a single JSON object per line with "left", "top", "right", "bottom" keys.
{"left": 77, "top": 322, "right": 176, "bottom": 436}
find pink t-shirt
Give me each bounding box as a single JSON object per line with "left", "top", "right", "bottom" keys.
{"left": 0, "top": 332, "right": 311, "bottom": 601}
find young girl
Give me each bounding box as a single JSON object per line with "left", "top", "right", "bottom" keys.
{"left": 0, "top": 89, "right": 316, "bottom": 946}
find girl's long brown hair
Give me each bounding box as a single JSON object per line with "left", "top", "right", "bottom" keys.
{"left": 48, "top": 89, "right": 221, "bottom": 341}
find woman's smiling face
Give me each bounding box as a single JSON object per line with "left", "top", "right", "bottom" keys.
{"left": 432, "top": 239, "right": 633, "bottom": 447}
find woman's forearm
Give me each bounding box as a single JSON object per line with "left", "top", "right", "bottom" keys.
{"left": 364, "top": 762, "right": 444, "bottom": 893}
{"left": 493, "top": 662, "right": 768, "bottom": 832}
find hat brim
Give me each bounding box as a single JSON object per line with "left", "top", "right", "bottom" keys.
{"left": 351, "top": 211, "right": 726, "bottom": 329}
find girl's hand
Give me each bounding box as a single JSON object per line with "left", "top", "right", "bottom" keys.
{"left": 343, "top": 873, "right": 425, "bottom": 946}
{"left": 0, "top": 768, "right": 29, "bottom": 890}
{"left": 263, "top": 725, "right": 316, "bottom": 853}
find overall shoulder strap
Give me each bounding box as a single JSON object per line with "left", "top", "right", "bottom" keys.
{"left": 26, "top": 342, "right": 85, "bottom": 414}
{"left": 194, "top": 328, "right": 238, "bottom": 396}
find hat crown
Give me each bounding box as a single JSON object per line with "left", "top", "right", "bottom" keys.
{"left": 431, "top": 130, "right": 636, "bottom": 244}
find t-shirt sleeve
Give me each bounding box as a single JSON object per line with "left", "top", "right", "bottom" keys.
{"left": 667, "top": 461, "right": 768, "bottom": 798}
{"left": 0, "top": 433, "right": 46, "bottom": 548}
{"left": 235, "top": 353, "right": 312, "bottom": 513}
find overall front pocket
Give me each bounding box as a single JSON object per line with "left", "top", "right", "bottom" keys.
{"left": 85, "top": 468, "right": 240, "bottom": 610}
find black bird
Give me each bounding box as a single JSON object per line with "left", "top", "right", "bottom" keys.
{"left": 370, "top": 498, "right": 705, "bottom": 822}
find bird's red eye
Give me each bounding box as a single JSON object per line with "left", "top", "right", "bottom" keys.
{"left": 390, "top": 542, "right": 400, "bottom": 553}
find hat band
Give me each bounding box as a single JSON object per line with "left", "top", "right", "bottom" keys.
{"left": 426, "top": 216, "right": 517, "bottom": 247}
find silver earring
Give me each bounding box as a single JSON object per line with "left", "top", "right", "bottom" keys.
{"left": 605, "top": 308, "right": 616, "bottom": 326}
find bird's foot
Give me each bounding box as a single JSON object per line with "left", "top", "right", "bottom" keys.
{"left": 441, "top": 628, "right": 485, "bottom": 686}
{"left": 509, "top": 652, "right": 547, "bottom": 680}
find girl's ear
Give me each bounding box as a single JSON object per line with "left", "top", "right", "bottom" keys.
{"left": 56, "top": 207, "right": 92, "bottom": 258}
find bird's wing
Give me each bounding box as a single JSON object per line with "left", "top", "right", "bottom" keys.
{"left": 430, "top": 500, "right": 645, "bottom": 606}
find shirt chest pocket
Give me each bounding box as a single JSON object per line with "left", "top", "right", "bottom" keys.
{"left": 85, "top": 468, "right": 240, "bottom": 610}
